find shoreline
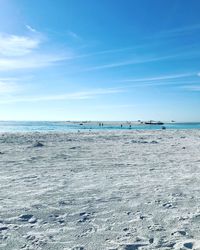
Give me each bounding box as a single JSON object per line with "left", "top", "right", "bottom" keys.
{"left": 0, "top": 121, "right": 200, "bottom": 133}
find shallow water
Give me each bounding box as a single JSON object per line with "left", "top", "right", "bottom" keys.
{"left": 0, "top": 121, "right": 200, "bottom": 132}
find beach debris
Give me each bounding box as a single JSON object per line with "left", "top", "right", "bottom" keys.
{"left": 33, "top": 141, "right": 44, "bottom": 147}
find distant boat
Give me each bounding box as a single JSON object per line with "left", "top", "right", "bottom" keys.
{"left": 145, "top": 121, "right": 164, "bottom": 125}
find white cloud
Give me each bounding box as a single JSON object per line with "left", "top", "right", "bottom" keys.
{"left": 83, "top": 54, "right": 176, "bottom": 71}
{"left": 0, "top": 33, "right": 40, "bottom": 56}
{"left": 0, "top": 32, "right": 74, "bottom": 71}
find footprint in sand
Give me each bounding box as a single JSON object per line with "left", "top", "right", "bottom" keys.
{"left": 71, "top": 247, "right": 84, "bottom": 250}
{"left": 119, "top": 242, "right": 148, "bottom": 250}
{"left": 0, "top": 226, "right": 8, "bottom": 231}
{"left": 175, "top": 240, "right": 200, "bottom": 249}
{"left": 78, "top": 212, "right": 93, "bottom": 223}
{"left": 78, "top": 226, "right": 97, "bottom": 238}
{"left": 33, "top": 141, "right": 44, "bottom": 147}
{"left": 171, "top": 229, "right": 187, "bottom": 236}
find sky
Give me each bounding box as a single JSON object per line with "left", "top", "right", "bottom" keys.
{"left": 0, "top": 0, "right": 200, "bottom": 121}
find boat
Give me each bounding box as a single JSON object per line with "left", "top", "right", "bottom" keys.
{"left": 144, "top": 121, "right": 164, "bottom": 125}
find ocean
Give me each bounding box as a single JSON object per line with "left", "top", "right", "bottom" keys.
{"left": 0, "top": 121, "right": 200, "bottom": 132}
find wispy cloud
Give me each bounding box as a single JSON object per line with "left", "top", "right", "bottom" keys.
{"left": 95, "top": 104, "right": 135, "bottom": 109}
{"left": 0, "top": 31, "right": 73, "bottom": 71}
{"left": 25, "top": 25, "right": 37, "bottom": 33}
{"left": 76, "top": 45, "right": 145, "bottom": 59}
{"left": 82, "top": 55, "right": 176, "bottom": 72}
{"left": 0, "top": 54, "right": 69, "bottom": 71}
{"left": 113, "top": 72, "right": 200, "bottom": 89}
{"left": 67, "top": 30, "right": 81, "bottom": 40}
{"left": 0, "top": 87, "right": 124, "bottom": 104}
{"left": 156, "top": 24, "right": 200, "bottom": 38}
{"left": 118, "top": 73, "right": 195, "bottom": 83}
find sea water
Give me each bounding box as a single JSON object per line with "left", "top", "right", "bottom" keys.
{"left": 0, "top": 121, "right": 200, "bottom": 132}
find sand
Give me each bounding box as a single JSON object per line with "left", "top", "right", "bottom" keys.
{"left": 0, "top": 129, "right": 200, "bottom": 250}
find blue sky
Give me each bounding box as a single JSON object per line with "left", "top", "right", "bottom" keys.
{"left": 0, "top": 0, "right": 200, "bottom": 121}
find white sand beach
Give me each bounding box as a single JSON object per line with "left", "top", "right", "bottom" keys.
{"left": 1, "top": 130, "right": 200, "bottom": 250}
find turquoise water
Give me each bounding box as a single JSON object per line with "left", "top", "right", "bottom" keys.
{"left": 0, "top": 121, "right": 200, "bottom": 132}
